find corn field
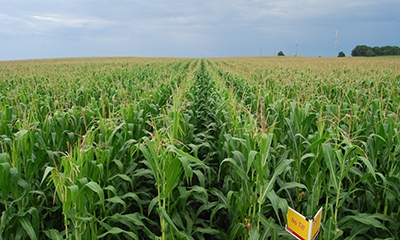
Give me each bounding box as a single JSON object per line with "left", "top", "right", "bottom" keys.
{"left": 0, "top": 57, "right": 399, "bottom": 239}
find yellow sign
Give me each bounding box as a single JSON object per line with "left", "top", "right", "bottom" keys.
{"left": 286, "top": 207, "right": 322, "bottom": 240}
{"left": 311, "top": 207, "right": 322, "bottom": 240}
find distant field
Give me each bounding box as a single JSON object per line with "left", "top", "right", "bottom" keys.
{"left": 374, "top": 55, "right": 400, "bottom": 58}
{"left": 1, "top": 57, "right": 399, "bottom": 239}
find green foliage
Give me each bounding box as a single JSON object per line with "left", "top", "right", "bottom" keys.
{"left": 338, "top": 51, "right": 345, "bottom": 57}
{"left": 0, "top": 57, "right": 400, "bottom": 239}
{"left": 277, "top": 51, "right": 285, "bottom": 56}
{"left": 366, "top": 49, "right": 375, "bottom": 57}
{"left": 351, "top": 45, "right": 400, "bottom": 57}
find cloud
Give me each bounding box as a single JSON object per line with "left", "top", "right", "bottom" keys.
{"left": 0, "top": 13, "right": 20, "bottom": 24}
{"left": 30, "top": 14, "right": 112, "bottom": 29}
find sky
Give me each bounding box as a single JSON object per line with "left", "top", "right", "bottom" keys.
{"left": 1, "top": 0, "right": 399, "bottom": 60}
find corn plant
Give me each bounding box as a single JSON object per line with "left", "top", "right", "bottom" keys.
{"left": 1, "top": 57, "right": 400, "bottom": 239}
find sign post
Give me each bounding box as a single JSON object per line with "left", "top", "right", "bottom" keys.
{"left": 286, "top": 207, "right": 322, "bottom": 240}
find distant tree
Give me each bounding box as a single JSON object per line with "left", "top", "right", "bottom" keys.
{"left": 381, "top": 46, "right": 391, "bottom": 55}
{"left": 351, "top": 45, "right": 370, "bottom": 56}
{"left": 366, "top": 49, "right": 375, "bottom": 57}
{"left": 373, "top": 46, "right": 383, "bottom": 56}
{"left": 351, "top": 45, "right": 400, "bottom": 57}
{"left": 382, "top": 45, "right": 400, "bottom": 55}
{"left": 338, "top": 51, "right": 345, "bottom": 57}
{"left": 394, "top": 46, "right": 400, "bottom": 55}
{"left": 277, "top": 51, "right": 285, "bottom": 56}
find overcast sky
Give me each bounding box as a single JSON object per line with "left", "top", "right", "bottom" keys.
{"left": 1, "top": 0, "right": 399, "bottom": 60}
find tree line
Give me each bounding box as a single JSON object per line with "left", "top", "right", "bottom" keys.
{"left": 351, "top": 45, "right": 400, "bottom": 57}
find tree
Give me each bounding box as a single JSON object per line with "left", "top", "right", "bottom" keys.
{"left": 277, "top": 51, "right": 285, "bottom": 56}
{"left": 366, "top": 49, "right": 375, "bottom": 57}
{"left": 373, "top": 46, "right": 383, "bottom": 56}
{"left": 351, "top": 45, "right": 400, "bottom": 57}
{"left": 338, "top": 51, "right": 345, "bottom": 57}
{"left": 351, "top": 45, "right": 370, "bottom": 56}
